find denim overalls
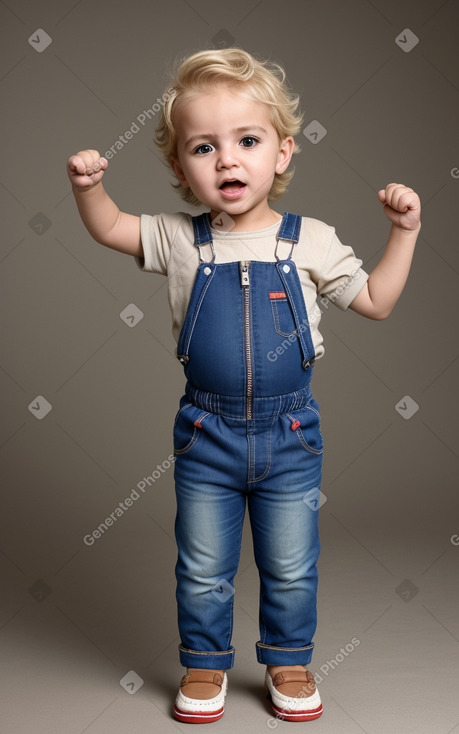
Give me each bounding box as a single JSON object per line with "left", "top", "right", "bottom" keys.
{"left": 173, "top": 212, "right": 323, "bottom": 670}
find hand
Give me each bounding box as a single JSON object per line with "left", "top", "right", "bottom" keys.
{"left": 67, "top": 149, "right": 108, "bottom": 190}
{"left": 377, "top": 183, "right": 421, "bottom": 231}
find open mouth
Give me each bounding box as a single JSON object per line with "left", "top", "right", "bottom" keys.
{"left": 219, "top": 179, "right": 246, "bottom": 193}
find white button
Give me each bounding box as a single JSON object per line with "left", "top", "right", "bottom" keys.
{"left": 204, "top": 266, "right": 212, "bottom": 275}
{"left": 283, "top": 264, "right": 290, "bottom": 273}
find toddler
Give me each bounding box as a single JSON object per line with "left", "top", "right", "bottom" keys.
{"left": 67, "top": 48, "right": 421, "bottom": 724}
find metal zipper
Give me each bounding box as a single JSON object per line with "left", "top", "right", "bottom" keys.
{"left": 240, "top": 261, "right": 253, "bottom": 420}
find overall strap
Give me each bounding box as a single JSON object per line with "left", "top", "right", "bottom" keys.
{"left": 275, "top": 260, "right": 315, "bottom": 369}
{"left": 192, "top": 213, "right": 216, "bottom": 262}
{"left": 177, "top": 214, "right": 217, "bottom": 364}
{"left": 192, "top": 211, "right": 302, "bottom": 260}
{"left": 275, "top": 213, "right": 302, "bottom": 260}
{"left": 275, "top": 213, "right": 315, "bottom": 368}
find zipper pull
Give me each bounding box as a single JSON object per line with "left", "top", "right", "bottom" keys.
{"left": 240, "top": 260, "right": 250, "bottom": 286}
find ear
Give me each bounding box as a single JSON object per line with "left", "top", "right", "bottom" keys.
{"left": 169, "top": 156, "right": 189, "bottom": 187}
{"left": 275, "top": 136, "right": 295, "bottom": 175}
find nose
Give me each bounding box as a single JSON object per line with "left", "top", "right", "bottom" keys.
{"left": 216, "top": 144, "right": 240, "bottom": 170}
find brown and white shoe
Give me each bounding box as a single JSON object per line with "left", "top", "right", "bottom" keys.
{"left": 265, "top": 668, "right": 323, "bottom": 722}
{"left": 174, "top": 669, "right": 228, "bottom": 724}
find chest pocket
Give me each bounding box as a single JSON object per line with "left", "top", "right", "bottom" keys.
{"left": 269, "top": 291, "right": 297, "bottom": 337}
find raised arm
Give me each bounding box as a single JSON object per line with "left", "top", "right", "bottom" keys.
{"left": 67, "top": 149, "right": 142, "bottom": 258}
{"left": 349, "top": 183, "right": 421, "bottom": 320}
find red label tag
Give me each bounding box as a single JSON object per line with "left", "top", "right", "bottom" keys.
{"left": 269, "top": 291, "right": 286, "bottom": 300}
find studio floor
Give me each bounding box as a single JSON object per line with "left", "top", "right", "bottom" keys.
{"left": 1, "top": 511, "right": 458, "bottom": 734}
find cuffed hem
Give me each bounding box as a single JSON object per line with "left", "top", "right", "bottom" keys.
{"left": 179, "top": 644, "right": 235, "bottom": 670}
{"left": 256, "top": 641, "right": 314, "bottom": 666}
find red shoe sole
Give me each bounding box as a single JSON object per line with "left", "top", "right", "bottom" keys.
{"left": 272, "top": 702, "right": 323, "bottom": 721}
{"left": 173, "top": 705, "right": 225, "bottom": 724}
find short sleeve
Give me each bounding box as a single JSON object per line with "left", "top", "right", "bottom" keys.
{"left": 317, "top": 228, "right": 369, "bottom": 310}
{"left": 135, "top": 213, "right": 185, "bottom": 275}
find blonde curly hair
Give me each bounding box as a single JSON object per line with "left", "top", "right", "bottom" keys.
{"left": 155, "top": 48, "right": 303, "bottom": 206}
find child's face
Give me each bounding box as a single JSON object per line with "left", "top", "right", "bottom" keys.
{"left": 170, "top": 87, "right": 293, "bottom": 224}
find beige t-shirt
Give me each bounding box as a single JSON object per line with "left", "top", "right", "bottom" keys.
{"left": 135, "top": 212, "right": 369, "bottom": 360}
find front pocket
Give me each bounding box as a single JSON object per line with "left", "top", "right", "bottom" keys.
{"left": 173, "top": 402, "right": 211, "bottom": 455}
{"left": 270, "top": 293, "right": 297, "bottom": 337}
{"left": 286, "top": 405, "right": 324, "bottom": 455}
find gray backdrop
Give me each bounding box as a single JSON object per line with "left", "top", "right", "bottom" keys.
{"left": 1, "top": 1, "right": 458, "bottom": 733}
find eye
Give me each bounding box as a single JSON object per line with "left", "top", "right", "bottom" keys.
{"left": 194, "top": 143, "right": 213, "bottom": 155}
{"left": 240, "top": 136, "right": 258, "bottom": 148}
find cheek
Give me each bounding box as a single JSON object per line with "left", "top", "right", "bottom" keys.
{"left": 255, "top": 151, "right": 277, "bottom": 174}
{"left": 186, "top": 168, "right": 205, "bottom": 189}
{"left": 187, "top": 162, "right": 211, "bottom": 188}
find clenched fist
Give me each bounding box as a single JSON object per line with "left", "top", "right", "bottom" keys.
{"left": 378, "top": 183, "right": 421, "bottom": 232}
{"left": 67, "top": 149, "right": 108, "bottom": 190}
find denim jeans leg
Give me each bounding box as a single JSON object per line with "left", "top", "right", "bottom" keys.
{"left": 174, "top": 465, "right": 246, "bottom": 670}
{"left": 249, "top": 415, "right": 323, "bottom": 666}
